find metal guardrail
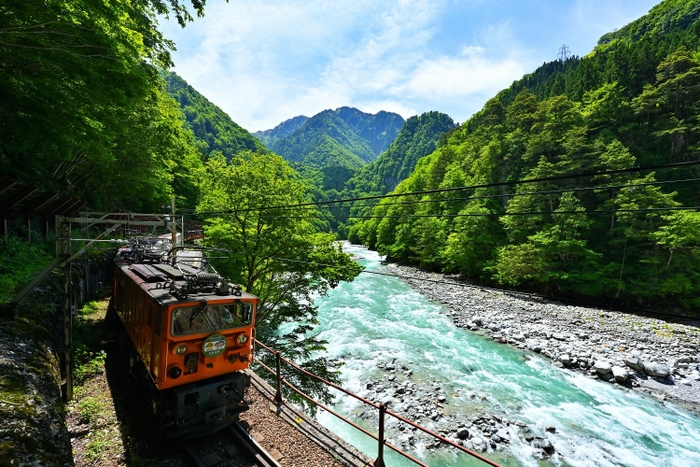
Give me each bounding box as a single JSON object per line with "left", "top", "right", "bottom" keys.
{"left": 253, "top": 339, "right": 503, "bottom": 467}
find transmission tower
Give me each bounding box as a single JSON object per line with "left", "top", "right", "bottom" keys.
{"left": 557, "top": 44, "right": 570, "bottom": 61}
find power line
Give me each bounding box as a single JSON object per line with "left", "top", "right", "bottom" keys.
{"left": 255, "top": 206, "right": 699, "bottom": 220}
{"left": 319, "top": 177, "right": 700, "bottom": 211}
{"left": 194, "top": 160, "right": 700, "bottom": 216}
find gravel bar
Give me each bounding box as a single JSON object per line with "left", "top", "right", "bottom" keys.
{"left": 389, "top": 263, "right": 700, "bottom": 415}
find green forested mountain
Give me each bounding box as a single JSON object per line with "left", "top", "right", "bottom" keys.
{"left": 349, "top": 0, "right": 700, "bottom": 311}
{"left": 163, "top": 71, "right": 268, "bottom": 161}
{"left": 272, "top": 110, "right": 372, "bottom": 169}
{"left": 343, "top": 111, "right": 456, "bottom": 197}
{"left": 479, "top": 0, "right": 700, "bottom": 120}
{"left": 266, "top": 107, "right": 404, "bottom": 168}
{"left": 335, "top": 107, "right": 406, "bottom": 156}
{"left": 254, "top": 115, "right": 309, "bottom": 148}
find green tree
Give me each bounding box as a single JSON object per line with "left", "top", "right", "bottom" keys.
{"left": 196, "top": 152, "right": 362, "bottom": 408}
{"left": 650, "top": 211, "right": 700, "bottom": 307}
{"left": 441, "top": 203, "right": 499, "bottom": 279}
{"left": 633, "top": 47, "right": 700, "bottom": 157}
{"left": 495, "top": 192, "right": 602, "bottom": 295}
{"left": 0, "top": 0, "right": 209, "bottom": 209}
{"left": 610, "top": 173, "right": 681, "bottom": 299}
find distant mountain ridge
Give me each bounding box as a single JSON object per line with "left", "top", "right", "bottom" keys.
{"left": 335, "top": 107, "right": 405, "bottom": 156}
{"left": 254, "top": 115, "right": 308, "bottom": 148}
{"left": 162, "top": 71, "right": 267, "bottom": 160}
{"left": 258, "top": 107, "right": 405, "bottom": 169}
{"left": 344, "top": 111, "right": 456, "bottom": 196}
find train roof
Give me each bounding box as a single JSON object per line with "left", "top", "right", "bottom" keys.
{"left": 115, "top": 256, "right": 258, "bottom": 306}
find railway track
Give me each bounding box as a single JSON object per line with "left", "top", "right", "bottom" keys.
{"left": 183, "top": 422, "right": 283, "bottom": 467}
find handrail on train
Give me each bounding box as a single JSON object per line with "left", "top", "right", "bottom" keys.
{"left": 253, "top": 339, "right": 503, "bottom": 467}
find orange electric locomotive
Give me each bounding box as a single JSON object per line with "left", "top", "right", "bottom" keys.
{"left": 109, "top": 238, "right": 258, "bottom": 438}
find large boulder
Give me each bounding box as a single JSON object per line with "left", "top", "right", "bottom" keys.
{"left": 594, "top": 360, "right": 613, "bottom": 377}
{"left": 624, "top": 355, "right": 644, "bottom": 372}
{"left": 612, "top": 366, "right": 629, "bottom": 383}
{"left": 471, "top": 435, "right": 488, "bottom": 451}
{"left": 644, "top": 362, "right": 671, "bottom": 378}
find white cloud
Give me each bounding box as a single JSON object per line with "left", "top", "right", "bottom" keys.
{"left": 398, "top": 47, "right": 525, "bottom": 99}
{"left": 163, "top": 0, "right": 589, "bottom": 131}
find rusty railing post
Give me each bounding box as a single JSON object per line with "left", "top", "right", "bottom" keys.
{"left": 274, "top": 351, "right": 283, "bottom": 405}
{"left": 374, "top": 403, "right": 386, "bottom": 467}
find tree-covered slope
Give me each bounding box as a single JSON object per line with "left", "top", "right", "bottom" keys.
{"left": 266, "top": 107, "right": 405, "bottom": 168}
{"left": 483, "top": 0, "right": 700, "bottom": 125}
{"left": 253, "top": 115, "right": 309, "bottom": 148}
{"left": 344, "top": 111, "right": 456, "bottom": 197}
{"left": 350, "top": 0, "right": 700, "bottom": 311}
{"left": 163, "top": 71, "right": 268, "bottom": 160}
{"left": 271, "top": 110, "right": 373, "bottom": 168}
{"left": 335, "top": 106, "right": 405, "bottom": 156}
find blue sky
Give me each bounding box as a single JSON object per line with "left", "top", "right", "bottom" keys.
{"left": 159, "top": 0, "right": 661, "bottom": 132}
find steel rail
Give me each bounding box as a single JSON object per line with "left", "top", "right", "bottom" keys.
{"left": 229, "top": 422, "right": 283, "bottom": 467}
{"left": 182, "top": 441, "right": 207, "bottom": 467}
{"left": 182, "top": 423, "right": 282, "bottom": 467}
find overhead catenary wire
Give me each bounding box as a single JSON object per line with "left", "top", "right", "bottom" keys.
{"left": 194, "top": 159, "right": 700, "bottom": 216}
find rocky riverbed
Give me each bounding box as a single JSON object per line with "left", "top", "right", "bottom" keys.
{"left": 348, "top": 262, "right": 700, "bottom": 461}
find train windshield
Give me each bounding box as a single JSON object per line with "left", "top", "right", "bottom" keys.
{"left": 171, "top": 302, "right": 253, "bottom": 337}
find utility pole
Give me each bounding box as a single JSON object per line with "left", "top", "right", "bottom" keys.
{"left": 170, "top": 196, "right": 177, "bottom": 246}
{"left": 56, "top": 216, "right": 73, "bottom": 401}
{"left": 557, "top": 44, "right": 570, "bottom": 61}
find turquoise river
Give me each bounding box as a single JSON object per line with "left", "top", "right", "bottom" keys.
{"left": 303, "top": 244, "right": 700, "bottom": 467}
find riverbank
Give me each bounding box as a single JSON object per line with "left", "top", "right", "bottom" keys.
{"left": 389, "top": 263, "right": 700, "bottom": 416}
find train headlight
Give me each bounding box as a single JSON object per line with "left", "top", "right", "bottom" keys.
{"left": 173, "top": 344, "right": 188, "bottom": 356}
{"left": 168, "top": 366, "right": 182, "bottom": 379}
{"left": 237, "top": 334, "right": 248, "bottom": 345}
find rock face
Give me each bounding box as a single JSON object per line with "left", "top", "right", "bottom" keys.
{"left": 0, "top": 304, "right": 75, "bottom": 467}
{"left": 1, "top": 254, "right": 112, "bottom": 467}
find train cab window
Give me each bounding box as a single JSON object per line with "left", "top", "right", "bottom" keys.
{"left": 171, "top": 302, "right": 253, "bottom": 337}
